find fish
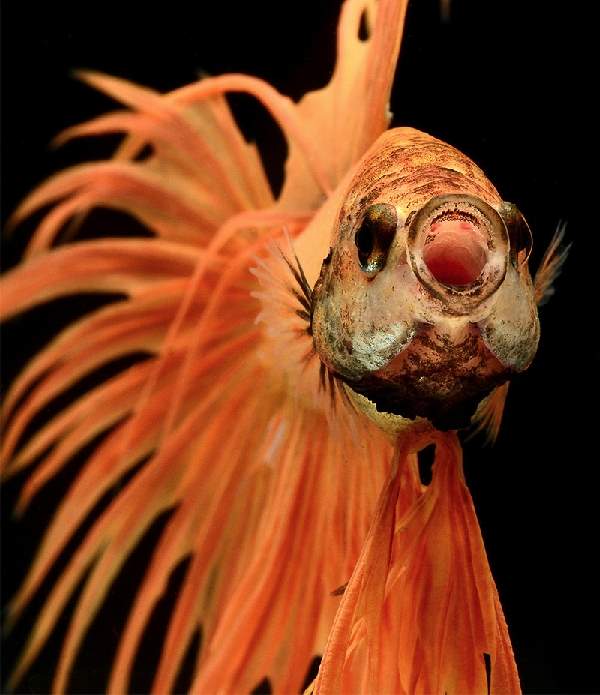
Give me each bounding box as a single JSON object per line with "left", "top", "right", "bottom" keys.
{"left": 0, "top": 0, "right": 569, "bottom": 693}
{"left": 306, "top": 126, "right": 558, "bottom": 693}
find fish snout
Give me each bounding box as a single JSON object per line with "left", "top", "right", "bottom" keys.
{"left": 406, "top": 194, "right": 508, "bottom": 316}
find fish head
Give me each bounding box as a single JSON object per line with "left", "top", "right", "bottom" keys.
{"left": 311, "top": 129, "right": 539, "bottom": 430}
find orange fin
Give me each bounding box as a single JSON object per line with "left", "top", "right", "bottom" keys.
{"left": 534, "top": 221, "right": 570, "bottom": 305}
{"left": 315, "top": 432, "right": 521, "bottom": 695}
{"left": 469, "top": 382, "right": 509, "bottom": 445}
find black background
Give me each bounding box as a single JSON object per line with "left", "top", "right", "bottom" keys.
{"left": 1, "top": 1, "right": 597, "bottom": 693}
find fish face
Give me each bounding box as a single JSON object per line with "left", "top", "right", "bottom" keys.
{"left": 311, "top": 128, "right": 540, "bottom": 429}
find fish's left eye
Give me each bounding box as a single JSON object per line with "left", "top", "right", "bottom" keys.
{"left": 499, "top": 202, "right": 533, "bottom": 266}
{"left": 355, "top": 203, "right": 397, "bottom": 277}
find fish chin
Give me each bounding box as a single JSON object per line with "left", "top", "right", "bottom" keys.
{"left": 338, "top": 263, "right": 540, "bottom": 431}
{"left": 343, "top": 323, "right": 510, "bottom": 431}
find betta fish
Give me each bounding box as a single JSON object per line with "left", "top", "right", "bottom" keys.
{"left": 1, "top": 0, "right": 568, "bottom": 693}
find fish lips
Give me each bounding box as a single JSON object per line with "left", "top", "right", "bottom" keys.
{"left": 407, "top": 194, "right": 510, "bottom": 317}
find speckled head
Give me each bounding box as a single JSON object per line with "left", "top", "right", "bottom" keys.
{"left": 311, "top": 128, "right": 539, "bottom": 429}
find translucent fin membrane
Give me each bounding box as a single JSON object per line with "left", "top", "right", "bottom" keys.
{"left": 314, "top": 431, "right": 520, "bottom": 695}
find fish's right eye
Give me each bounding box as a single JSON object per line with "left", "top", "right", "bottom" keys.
{"left": 355, "top": 203, "right": 397, "bottom": 277}
{"left": 499, "top": 202, "right": 533, "bottom": 266}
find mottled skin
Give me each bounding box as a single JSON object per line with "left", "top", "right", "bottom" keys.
{"left": 312, "top": 127, "right": 539, "bottom": 428}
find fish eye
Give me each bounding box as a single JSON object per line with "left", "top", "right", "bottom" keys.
{"left": 499, "top": 202, "right": 533, "bottom": 266}
{"left": 354, "top": 203, "right": 397, "bottom": 277}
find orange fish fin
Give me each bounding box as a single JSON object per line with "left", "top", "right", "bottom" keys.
{"left": 3, "top": 0, "right": 411, "bottom": 691}
{"left": 469, "top": 382, "right": 510, "bottom": 445}
{"left": 251, "top": 231, "right": 330, "bottom": 413}
{"left": 279, "top": 0, "right": 409, "bottom": 211}
{"left": 534, "top": 221, "right": 570, "bottom": 305}
{"left": 315, "top": 432, "right": 521, "bottom": 695}
{"left": 253, "top": 230, "right": 362, "bottom": 419}
{"left": 73, "top": 71, "right": 271, "bottom": 213}
{"left": 188, "top": 409, "right": 392, "bottom": 695}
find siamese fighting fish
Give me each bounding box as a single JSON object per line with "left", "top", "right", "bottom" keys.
{"left": 1, "top": 0, "right": 566, "bottom": 693}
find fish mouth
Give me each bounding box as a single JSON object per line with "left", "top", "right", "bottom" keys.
{"left": 343, "top": 323, "right": 509, "bottom": 430}
{"left": 407, "top": 194, "right": 508, "bottom": 316}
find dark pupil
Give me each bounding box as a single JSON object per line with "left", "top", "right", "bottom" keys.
{"left": 354, "top": 203, "right": 397, "bottom": 274}
{"left": 355, "top": 223, "right": 374, "bottom": 257}
{"left": 511, "top": 217, "right": 532, "bottom": 253}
